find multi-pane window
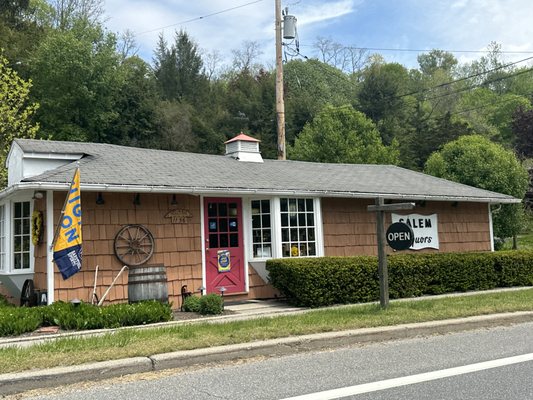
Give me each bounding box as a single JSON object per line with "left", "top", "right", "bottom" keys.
{"left": 280, "top": 198, "right": 316, "bottom": 257}
{"left": 251, "top": 200, "right": 271, "bottom": 258}
{"left": 0, "top": 205, "right": 5, "bottom": 272}
{"left": 13, "top": 201, "right": 30, "bottom": 270}
{"left": 207, "top": 201, "right": 239, "bottom": 248}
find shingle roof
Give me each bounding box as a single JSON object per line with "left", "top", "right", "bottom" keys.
{"left": 13, "top": 139, "right": 519, "bottom": 203}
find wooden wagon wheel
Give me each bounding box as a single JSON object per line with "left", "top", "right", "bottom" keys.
{"left": 113, "top": 224, "right": 155, "bottom": 266}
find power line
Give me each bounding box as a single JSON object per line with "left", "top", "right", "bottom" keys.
{"left": 300, "top": 44, "right": 533, "bottom": 55}
{"left": 396, "top": 55, "right": 533, "bottom": 99}
{"left": 136, "top": 0, "right": 265, "bottom": 36}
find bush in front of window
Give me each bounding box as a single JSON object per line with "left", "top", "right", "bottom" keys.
{"left": 0, "top": 300, "right": 173, "bottom": 336}
{"left": 266, "top": 251, "right": 533, "bottom": 307}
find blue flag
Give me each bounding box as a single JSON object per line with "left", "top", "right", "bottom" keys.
{"left": 53, "top": 168, "right": 82, "bottom": 280}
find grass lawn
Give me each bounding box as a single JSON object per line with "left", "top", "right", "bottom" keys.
{"left": 0, "top": 288, "right": 532, "bottom": 374}
{"left": 502, "top": 233, "right": 533, "bottom": 250}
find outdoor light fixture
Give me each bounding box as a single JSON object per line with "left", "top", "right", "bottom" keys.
{"left": 171, "top": 194, "right": 178, "bottom": 205}
{"left": 32, "top": 191, "right": 44, "bottom": 200}
{"left": 133, "top": 193, "right": 141, "bottom": 206}
{"left": 96, "top": 192, "right": 105, "bottom": 205}
{"left": 219, "top": 286, "right": 226, "bottom": 310}
{"left": 198, "top": 285, "right": 206, "bottom": 296}
{"left": 70, "top": 298, "right": 81, "bottom": 307}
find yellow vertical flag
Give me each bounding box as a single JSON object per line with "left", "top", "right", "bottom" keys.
{"left": 53, "top": 168, "right": 82, "bottom": 280}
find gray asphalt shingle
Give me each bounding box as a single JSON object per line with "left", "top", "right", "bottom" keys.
{"left": 14, "top": 139, "right": 518, "bottom": 203}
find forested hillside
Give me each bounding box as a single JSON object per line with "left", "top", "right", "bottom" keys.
{"left": 2, "top": 0, "right": 532, "bottom": 180}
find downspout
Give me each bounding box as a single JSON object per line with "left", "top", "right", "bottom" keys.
{"left": 46, "top": 190, "right": 54, "bottom": 303}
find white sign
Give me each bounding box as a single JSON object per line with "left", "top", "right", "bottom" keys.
{"left": 391, "top": 213, "right": 439, "bottom": 250}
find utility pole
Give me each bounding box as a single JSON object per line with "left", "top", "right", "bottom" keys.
{"left": 275, "top": 0, "right": 286, "bottom": 160}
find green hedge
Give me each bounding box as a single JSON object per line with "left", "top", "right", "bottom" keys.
{"left": 266, "top": 251, "right": 533, "bottom": 307}
{"left": 0, "top": 300, "right": 173, "bottom": 337}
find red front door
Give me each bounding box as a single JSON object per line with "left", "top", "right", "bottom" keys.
{"left": 204, "top": 198, "right": 245, "bottom": 294}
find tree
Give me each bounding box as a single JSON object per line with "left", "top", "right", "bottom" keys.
{"left": 357, "top": 61, "right": 413, "bottom": 145}
{"left": 424, "top": 135, "right": 528, "bottom": 240}
{"left": 29, "top": 21, "right": 122, "bottom": 142}
{"left": 153, "top": 30, "right": 206, "bottom": 104}
{"left": 283, "top": 59, "right": 357, "bottom": 144}
{"left": 417, "top": 50, "right": 458, "bottom": 76}
{"left": 0, "top": 53, "right": 39, "bottom": 187}
{"left": 289, "top": 104, "right": 399, "bottom": 165}
{"left": 512, "top": 106, "right": 533, "bottom": 159}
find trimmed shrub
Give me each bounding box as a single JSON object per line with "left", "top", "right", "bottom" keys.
{"left": 199, "top": 294, "right": 224, "bottom": 315}
{"left": 267, "top": 251, "right": 533, "bottom": 307}
{"left": 0, "top": 300, "right": 173, "bottom": 337}
{"left": 182, "top": 295, "right": 201, "bottom": 312}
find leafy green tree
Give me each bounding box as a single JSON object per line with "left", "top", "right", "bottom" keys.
{"left": 284, "top": 59, "right": 356, "bottom": 144}
{"left": 29, "top": 21, "right": 122, "bottom": 142}
{"left": 104, "top": 56, "right": 158, "bottom": 147}
{"left": 289, "top": 104, "right": 399, "bottom": 165}
{"left": 216, "top": 69, "right": 276, "bottom": 157}
{"left": 357, "top": 61, "right": 413, "bottom": 145}
{"left": 425, "top": 135, "right": 528, "bottom": 239}
{"left": 0, "top": 53, "right": 39, "bottom": 187}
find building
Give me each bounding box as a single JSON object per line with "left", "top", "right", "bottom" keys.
{"left": 0, "top": 135, "right": 520, "bottom": 306}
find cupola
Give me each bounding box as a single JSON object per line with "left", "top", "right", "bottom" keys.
{"left": 224, "top": 133, "right": 263, "bottom": 163}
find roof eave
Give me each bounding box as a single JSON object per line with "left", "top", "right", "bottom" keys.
{"left": 0, "top": 182, "right": 520, "bottom": 204}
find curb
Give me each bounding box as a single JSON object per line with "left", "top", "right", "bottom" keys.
{"left": 1, "top": 311, "right": 533, "bottom": 396}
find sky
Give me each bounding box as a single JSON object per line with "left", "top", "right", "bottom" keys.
{"left": 103, "top": 0, "right": 533, "bottom": 70}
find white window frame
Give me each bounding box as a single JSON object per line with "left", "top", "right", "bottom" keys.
{"left": 246, "top": 197, "right": 324, "bottom": 261}
{"left": 4, "top": 195, "right": 35, "bottom": 274}
{"left": 0, "top": 204, "right": 5, "bottom": 272}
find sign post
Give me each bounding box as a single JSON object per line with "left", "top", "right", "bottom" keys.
{"left": 367, "top": 198, "right": 415, "bottom": 309}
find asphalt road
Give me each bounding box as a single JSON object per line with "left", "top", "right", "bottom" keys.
{"left": 14, "top": 321, "right": 533, "bottom": 400}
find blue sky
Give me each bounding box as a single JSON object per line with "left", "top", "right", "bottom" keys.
{"left": 103, "top": 0, "right": 533, "bottom": 70}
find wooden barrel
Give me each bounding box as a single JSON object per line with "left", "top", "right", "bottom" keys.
{"left": 128, "top": 264, "right": 168, "bottom": 303}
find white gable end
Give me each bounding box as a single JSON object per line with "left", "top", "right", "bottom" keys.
{"left": 7, "top": 141, "right": 83, "bottom": 186}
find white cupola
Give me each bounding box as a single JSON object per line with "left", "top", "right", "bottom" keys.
{"left": 224, "top": 133, "right": 263, "bottom": 163}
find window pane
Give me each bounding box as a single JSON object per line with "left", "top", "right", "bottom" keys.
{"left": 14, "top": 254, "right": 21, "bottom": 269}
{"left": 262, "top": 214, "right": 270, "bottom": 228}
{"left": 23, "top": 202, "right": 30, "bottom": 216}
{"left": 280, "top": 198, "right": 288, "bottom": 212}
{"left": 281, "top": 228, "right": 289, "bottom": 242}
{"left": 22, "top": 218, "right": 30, "bottom": 234}
{"left": 308, "top": 242, "right": 316, "bottom": 256}
{"left": 14, "top": 202, "right": 21, "bottom": 218}
{"left": 298, "top": 213, "right": 305, "bottom": 226}
{"left": 262, "top": 229, "right": 271, "bottom": 242}
{"left": 306, "top": 199, "right": 314, "bottom": 212}
{"left": 251, "top": 201, "right": 260, "bottom": 214}
{"left": 208, "top": 203, "right": 217, "bottom": 217}
{"left": 281, "top": 213, "right": 288, "bottom": 227}
{"left": 298, "top": 198, "right": 305, "bottom": 212}
{"left": 230, "top": 233, "right": 238, "bottom": 247}
{"left": 229, "top": 218, "right": 238, "bottom": 232}
{"left": 219, "top": 203, "right": 227, "bottom": 217}
{"left": 219, "top": 219, "right": 228, "bottom": 232}
{"left": 23, "top": 253, "right": 30, "bottom": 269}
{"left": 290, "top": 228, "right": 298, "bottom": 241}
{"left": 208, "top": 219, "right": 217, "bottom": 232}
{"left": 307, "top": 213, "right": 314, "bottom": 226}
{"left": 209, "top": 234, "right": 218, "bottom": 248}
{"left": 252, "top": 215, "right": 261, "bottom": 229}
{"left": 219, "top": 234, "right": 228, "bottom": 248}
{"left": 261, "top": 200, "right": 270, "bottom": 213}
{"left": 289, "top": 198, "right": 297, "bottom": 212}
